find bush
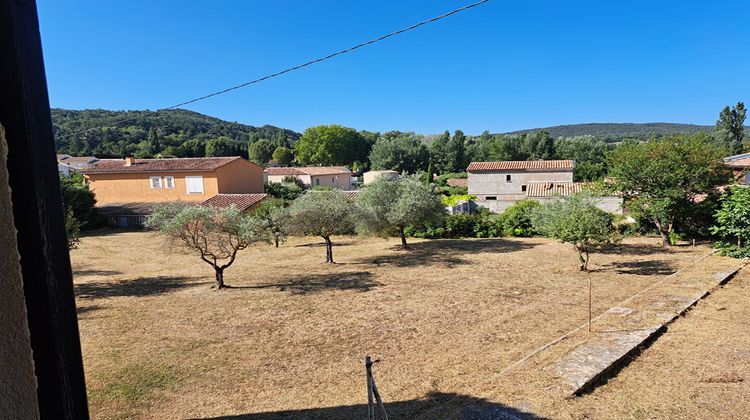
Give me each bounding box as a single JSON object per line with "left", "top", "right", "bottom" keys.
{"left": 265, "top": 181, "right": 304, "bottom": 200}
{"left": 405, "top": 210, "right": 502, "bottom": 239}
{"left": 497, "top": 200, "right": 540, "bottom": 237}
{"left": 59, "top": 173, "right": 98, "bottom": 229}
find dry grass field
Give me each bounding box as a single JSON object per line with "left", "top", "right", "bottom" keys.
{"left": 70, "top": 230, "right": 746, "bottom": 419}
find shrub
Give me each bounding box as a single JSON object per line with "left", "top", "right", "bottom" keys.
{"left": 497, "top": 200, "right": 540, "bottom": 237}
{"left": 265, "top": 181, "right": 304, "bottom": 200}
{"left": 711, "top": 185, "right": 750, "bottom": 257}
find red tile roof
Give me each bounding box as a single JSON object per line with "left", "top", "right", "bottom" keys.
{"left": 467, "top": 160, "right": 575, "bottom": 172}
{"left": 84, "top": 157, "right": 242, "bottom": 174}
{"left": 725, "top": 157, "right": 750, "bottom": 168}
{"left": 446, "top": 178, "right": 468, "bottom": 187}
{"left": 526, "top": 181, "right": 582, "bottom": 197}
{"left": 264, "top": 166, "right": 351, "bottom": 176}
{"left": 343, "top": 190, "right": 360, "bottom": 200}
{"left": 201, "top": 194, "right": 268, "bottom": 212}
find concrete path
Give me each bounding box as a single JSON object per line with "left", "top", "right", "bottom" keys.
{"left": 552, "top": 266, "right": 742, "bottom": 396}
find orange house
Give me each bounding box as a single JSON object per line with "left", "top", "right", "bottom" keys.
{"left": 83, "top": 156, "right": 264, "bottom": 205}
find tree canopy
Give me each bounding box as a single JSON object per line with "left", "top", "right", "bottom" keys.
{"left": 532, "top": 193, "right": 613, "bottom": 270}
{"left": 368, "top": 131, "right": 429, "bottom": 174}
{"left": 607, "top": 133, "right": 730, "bottom": 245}
{"left": 711, "top": 186, "right": 750, "bottom": 256}
{"left": 294, "top": 125, "right": 369, "bottom": 166}
{"left": 355, "top": 176, "right": 444, "bottom": 248}
{"left": 146, "top": 203, "right": 272, "bottom": 288}
{"left": 286, "top": 190, "right": 355, "bottom": 263}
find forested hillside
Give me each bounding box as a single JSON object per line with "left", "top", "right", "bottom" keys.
{"left": 51, "top": 108, "right": 300, "bottom": 158}
{"left": 504, "top": 122, "right": 715, "bottom": 141}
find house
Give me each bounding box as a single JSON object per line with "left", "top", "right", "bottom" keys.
{"left": 467, "top": 160, "right": 575, "bottom": 212}
{"left": 264, "top": 166, "right": 353, "bottom": 190}
{"left": 57, "top": 154, "right": 99, "bottom": 177}
{"left": 445, "top": 178, "right": 468, "bottom": 188}
{"left": 723, "top": 152, "right": 750, "bottom": 184}
{"left": 83, "top": 156, "right": 264, "bottom": 205}
{"left": 525, "top": 181, "right": 623, "bottom": 214}
{"left": 362, "top": 170, "right": 399, "bottom": 185}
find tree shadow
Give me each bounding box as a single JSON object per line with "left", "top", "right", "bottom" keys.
{"left": 601, "top": 260, "right": 677, "bottom": 276}
{"left": 195, "top": 391, "right": 543, "bottom": 419}
{"left": 75, "top": 276, "right": 208, "bottom": 299}
{"left": 232, "top": 271, "right": 381, "bottom": 295}
{"left": 73, "top": 269, "right": 123, "bottom": 277}
{"left": 294, "top": 240, "right": 358, "bottom": 248}
{"left": 352, "top": 238, "right": 538, "bottom": 268}
{"left": 595, "top": 243, "right": 673, "bottom": 256}
{"left": 76, "top": 304, "right": 105, "bottom": 316}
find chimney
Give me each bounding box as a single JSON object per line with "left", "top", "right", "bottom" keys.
{"left": 124, "top": 156, "right": 135, "bottom": 166}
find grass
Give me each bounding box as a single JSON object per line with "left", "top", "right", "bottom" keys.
{"left": 71, "top": 230, "right": 744, "bottom": 419}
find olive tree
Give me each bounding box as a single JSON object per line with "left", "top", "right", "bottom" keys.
{"left": 532, "top": 193, "right": 613, "bottom": 271}
{"left": 356, "top": 175, "right": 445, "bottom": 249}
{"left": 286, "top": 190, "right": 354, "bottom": 263}
{"left": 146, "top": 203, "right": 272, "bottom": 288}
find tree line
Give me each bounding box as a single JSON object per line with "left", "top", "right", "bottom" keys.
{"left": 53, "top": 103, "right": 747, "bottom": 184}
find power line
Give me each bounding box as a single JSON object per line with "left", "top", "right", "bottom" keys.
{"left": 57, "top": 0, "right": 490, "bottom": 141}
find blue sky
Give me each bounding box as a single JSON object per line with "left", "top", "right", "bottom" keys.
{"left": 38, "top": 0, "right": 749, "bottom": 134}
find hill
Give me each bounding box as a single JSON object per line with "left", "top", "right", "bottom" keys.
{"left": 502, "top": 122, "right": 715, "bottom": 141}
{"left": 51, "top": 108, "right": 300, "bottom": 158}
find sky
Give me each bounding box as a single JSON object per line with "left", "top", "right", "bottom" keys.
{"left": 38, "top": 0, "right": 750, "bottom": 134}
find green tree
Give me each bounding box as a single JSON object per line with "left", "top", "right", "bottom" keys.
{"left": 355, "top": 176, "right": 445, "bottom": 249}
{"left": 555, "top": 136, "right": 608, "bottom": 181}
{"left": 146, "top": 203, "right": 272, "bottom": 288}
{"left": 294, "top": 125, "right": 365, "bottom": 166}
{"left": 254, "top": 200, "right": 291, "bottom": 248}
{"left": 368, "top": 132, "right": 429, "bottom": 173}
{"left": 146, "top": 127, "right": 161, "bottom": 156}
{"left": 711, "top": 186, "right": 750, "bottom": 255}
{"left": 59, "top": 173, "right": 97, "bottom": 229}
{"left": 426, "top": 162, "right": 434, "bottom": 186}
{"left": 608, "top": 134, "right": 730, "bottom": 246}
{"left": 205, "top": 137, "right": 247, "bottom": 158}
{"left": 286, "top": 190, "right": 355, "bottom": 263}
{"left": 272, "top": 146, "right": 294, "bottom": 166}
{"left": 451, "top": 130, "right": 467, "bottom": 172}
{"left": 64, "top": 207, "right": 81, "bottom": 250}
{"left": 429, "top": 130, "right": 454, "bottom": 174}
{"left": 248, "top": 139, "right": 276, "bottom": 164}
{"left": 532, "top": 193, "right": 613, "bottom": 270}
{"left": 716, "top": 102, "right": 746, "bottom": 154}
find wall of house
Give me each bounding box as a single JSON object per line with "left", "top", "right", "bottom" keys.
{"left": 86, "top": 171, "right": 220, "bottom": 204}
{"left": 363, "top": 171, "right": 398, "bottom": 184}
{"left": 309, "top": 174, "right": 351, "bottom": 190}
{"left": 215, "top": 159, "right": 264, "bottom": 194}
{"left": 469, "top": 170, "right": 574, "bottom": 213}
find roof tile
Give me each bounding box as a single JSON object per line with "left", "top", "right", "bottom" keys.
{"left": 84, "top": 157, "right": 242, "bottom": 174}
{"left": 467, "top": 160, "right": 574, "bottom": 172}
{"left": 201, "top": 194, "right": 268, "bottom": 212}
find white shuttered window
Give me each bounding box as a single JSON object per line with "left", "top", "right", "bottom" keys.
{"left": 185, "top": 176, "right": 204, "bottom": 194}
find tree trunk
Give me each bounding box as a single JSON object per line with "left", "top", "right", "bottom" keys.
{"left": 399, "top": 226, "right": 408, "bottom": 249}
{"left": 323, "top": 236, "right": 333, "bottom": 263}
{"left": 274, "top": 237, "right": 279, "bottom": 248}
{"left": 214, "top": 267, "right": 225, "bottom": 289}
{"left": 576, "top": 245, "right": 587, "bottom": 271}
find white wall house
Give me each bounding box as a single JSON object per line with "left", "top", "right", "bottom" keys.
{"left": 362, "top": 170, "right": 399, "bottom": 185}
{"left": 468, "top": 160, "right": 575, "bottom": 212}
{"left": 57, "top": 155, "right": 99, "bottom": 177}
{"left": 265, "top": 166, "right": 353, "bottom": 190}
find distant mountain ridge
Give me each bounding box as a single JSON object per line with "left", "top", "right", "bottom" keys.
{"left": 501, "top": 122, "right": 716, "bottom": 141}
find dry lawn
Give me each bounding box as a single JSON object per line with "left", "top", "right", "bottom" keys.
{"left": 70, "top": 230, "right": 744, "bottom": 419}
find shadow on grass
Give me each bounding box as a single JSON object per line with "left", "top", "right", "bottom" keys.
{"left": 196, "top": 391, "right": 543, "bottom": 419}
{"left": 602, "top": 260, "right": 677, "bottom": 276}
{"left": 294, "top": 240, "right": 358, "bottom": 248}
{"left": 232, "top": 271, "right": 381, "bottom": 294}
{"left": 595, "top": 243, "right": 673, "bottom": 256}
{"left": 352, "top": 238, "right": 538, "bottom": 268}
{"left": 75, "top": 276, "right": 208, "bottom": 299}
{"left": 76, "top": 304, "right": 105, "bottom": 316}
